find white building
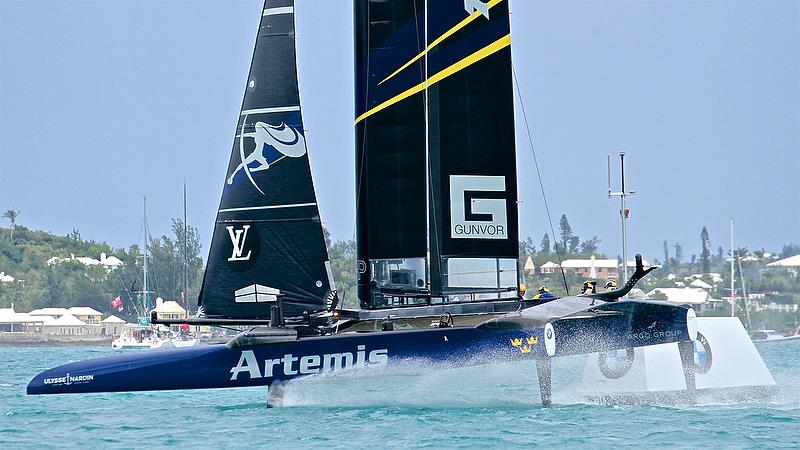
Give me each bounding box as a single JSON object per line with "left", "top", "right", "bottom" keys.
{"left": 767, "top": 254, "right": 800, "bottom": 269}
{"left": 646, "top": 287, "right": 724, "bottom": 312}
{"left": 100, "top": 315, "right": 126, "bottom": 336}
{"left": 540, "top": 261, "right": 559, "bottom": 274}
{"left": 0, "top": 272, "right": 14, "bottom": 283}
{"left": 46, "top": 252, "right": 123, "bottom": 271}
{"left": 0, "top": 307, "right": 45, "bottom": 332}
{"left": 28, "top": 307, "right": 70, "bottom": 319}
{"left": 67, "top": 306, "right": 103, "bottom": 324}
{"left": 689, "top": 279, "right": 713, "bottom": 289}
{"left": 152, "top": 299, "right": 188, "bottom": 332}
{"left": 41, "top": 313, "right": 93, "bottom": 336}
{"left": 560, "top": 257, "right": 619, "bottom": 280}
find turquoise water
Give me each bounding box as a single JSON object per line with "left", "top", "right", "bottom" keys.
{"left": 2, "top": 342, "right": 798, "bottom": 448}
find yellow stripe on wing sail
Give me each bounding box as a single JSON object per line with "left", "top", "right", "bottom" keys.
{"left": 355, "top": 34, "right": 511, "bottom": 124}
{"left": 378, "top": 0, "right": 503, "bottom": 85}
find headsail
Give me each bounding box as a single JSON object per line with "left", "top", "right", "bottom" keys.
{"left": 199, "top": 0, "right": 336, "bottom": 320}
{"left": 355, "top": 0, "right": 519, "bottom": 308}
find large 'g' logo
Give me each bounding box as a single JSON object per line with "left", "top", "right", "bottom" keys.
{"left": 449, "top": 175, "right": 508, "bottom": 240}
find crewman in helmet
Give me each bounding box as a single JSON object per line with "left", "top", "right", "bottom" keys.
{"left": 581, "top": 280, "right": 597, "bottom": 295}
{"left": 518, "top": 283, "right": 527, "bottom": 300}
{"left": 533, "top": 286, "right": 555, "bottom": 300}
{"left": 604, "top": 279, "right": 618, "bottom": 291}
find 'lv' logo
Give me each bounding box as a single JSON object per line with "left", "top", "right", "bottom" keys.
{"left": 226, "top": 225, "right": 252, "bottom": 261}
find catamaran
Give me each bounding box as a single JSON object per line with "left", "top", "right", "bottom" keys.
{"left": 29, "top": 0, "right": 704, "bottom": 405}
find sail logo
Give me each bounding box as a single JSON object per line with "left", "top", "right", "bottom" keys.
{"left": 464, "top": 0, "right": 491, "bottom": 19}
{"left": 449, "top": 175, "right": 508, "bottom": 240}
{"left": 227, "top": 119, "right": 307, "bottom": 195}
{"left": 234, "top": 284, "right": 279, "bottom": 303}
{"left": 229, "top": 346, "right": 389, "bottom": 381}
{"left": 223, "top": 223, "right": 260, "bottom": 271}
{"left": 227, "top": 225, "right": 253, "bottom": 261}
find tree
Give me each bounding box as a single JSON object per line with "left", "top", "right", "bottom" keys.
{"left": 717, "top": 246, "right": 724, "bottom": 264}
{"left": 558, "top": 215, "right": 573, "bottom": 254}
{"left": 68, "top": 228, "right": 81, "bottom": 241}
{"left": 2, "top": 209, "right": 20, "bottom": 240}
{"left": 540, "top": 233, "right": 550, "bottom": 255}
{"left": 580, "top": 236, "right": 601, "bottom": 255}
{"left": 662, "top": 241, "right": 670, "bottom": 273}
{"left": 700, "top": 226, "right": 711, "bottom": 274}
{"left": 674, "top": 243, "right": 684, "bottom": 265}
{"left": 780, "top": 244, "right": 800, "bottom": 258}
{"left": 568, "top": 236, "right": 580, "bottom": 254}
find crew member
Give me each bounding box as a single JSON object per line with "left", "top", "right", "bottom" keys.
{"left": 518, "top": 283, "right": 527, "bottom": 300}
{"left": 533, "top": 286, "right": 555, "bottom": 300}
{"left": 581, "top": 280, "right": 597, "bottom": 295}
{"left": 604, "top": 279, "right": 617, "bottom": 291}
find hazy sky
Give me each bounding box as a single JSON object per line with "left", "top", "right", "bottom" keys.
{"left": 1, "top": 0, "right": 798, "bottom": 264}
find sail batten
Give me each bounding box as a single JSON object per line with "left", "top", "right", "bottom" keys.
{"left": 198, "top": 0, "right": 336, "bottom": 320}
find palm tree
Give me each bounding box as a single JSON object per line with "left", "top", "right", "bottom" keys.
{"left": 2, "top": 209, "right": 20, "bottom": 240}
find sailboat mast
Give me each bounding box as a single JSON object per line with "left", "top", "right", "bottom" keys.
{"left": 143, "top": 197, "right": 149, "bottom": 313}
{"left": 183, "top": 182, "right": 189, "bottom": 318}
{"left": 730, "top": 218, "right": 735, "bottom": 317}
{"left": 424, "top": 0, "right": 431, "bottom": 292}
{"left": 620, "top": 153, "right": 628, "bottom": 283}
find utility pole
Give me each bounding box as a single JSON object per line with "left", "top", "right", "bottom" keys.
{"left": 608, "top": 153, "right": 636, "bottom": 285}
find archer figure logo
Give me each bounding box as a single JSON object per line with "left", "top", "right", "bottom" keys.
{"left": 449, "top": 175, "right": 508, "bottom": 239}
{"left": 227, "top": 117, "right": 307, "bottom": 195}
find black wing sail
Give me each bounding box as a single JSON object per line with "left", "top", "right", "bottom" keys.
{"left": 198, "top": 0, "right": 336, "bottom": 320}
{"left": 355, "top": 0, "right": 428, "bottom": 308}
{"left": 355, "top": 0, "right": 519, "bottom": 308}
{"left": 426, "top": 0, "right": 519, "bottom": 298}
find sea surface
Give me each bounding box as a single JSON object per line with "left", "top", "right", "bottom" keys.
{"left": 2, "top": 341, "right": 798, "bottom": 449}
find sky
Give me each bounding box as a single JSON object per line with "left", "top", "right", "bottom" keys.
{"left": 1, "top": 0, "right": 798, "bottom": 264}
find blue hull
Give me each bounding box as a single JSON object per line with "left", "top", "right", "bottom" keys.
{"left": 28, "top": 327, "right": 538, "bottom": 394}
{"left": 28, "top": 297, "right": 695, "bottom": 395}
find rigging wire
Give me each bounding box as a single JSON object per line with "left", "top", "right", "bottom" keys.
{"left": 511, "top": 65, "right": 570, "bottom": 296}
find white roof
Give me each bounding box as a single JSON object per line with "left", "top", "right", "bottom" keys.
{"left": 561, "top": 258, "right": 618, "bottom": 269}
{"left": 75, "top": 257, "right": 101, "bottom": 266}
{"left": 101, "top": 315, "right": 126, "bottom": 323}
{"left": 689, "top": 279, "right": 713, "bottom": 289}
{"left": 540, "top": 261, "right": 559, "bottom": 268}
{"left": 524, "top": 256, "right": 535, "bottom": 271}
{"left": 0, "top": 272, "right": 14, "bottom": 282}
{"left": 767, "top": 255, "right": 800, "bottom": 267}
{"left": 50, "top": 313, "right": 87, "bottom": 326}
{"left": 152, "top": 300, "right": 186, "bottom": 314}
{"left": 0, "top": 308, "right": 45, "bottom": 324}
{"left": 68, "top": 306, "right": 103, "bottom": 316}
{"left": 102, "top": 255, "right": 124, "bottom": 267}
{"left": 28, "top": 307, "right": 70, "bottom": 317}
{"left": 647, "top": 288, "right": 710, "bottom": 304}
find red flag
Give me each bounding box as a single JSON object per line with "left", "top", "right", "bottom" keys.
{"left": 111, "top": 296, "right": 124, "bottom": 312}
{"left": 180, "top": 291, "right": 185, "bottom": 301}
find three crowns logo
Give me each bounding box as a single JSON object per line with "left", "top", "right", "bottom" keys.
{"left": 510, "top": 336, "right": 538, "bottom": 354}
